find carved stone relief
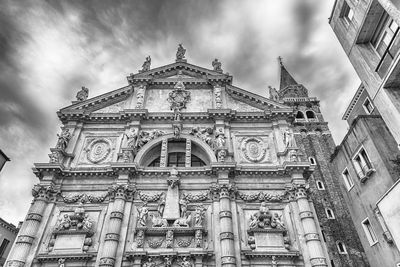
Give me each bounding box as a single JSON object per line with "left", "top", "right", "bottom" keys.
{"left": 241, "top": 137, "right": 268, "bottom": 162}
{"left": 234, "top": 134, "right": 273, "bottom": 164}
{"left": 78, "top": 136, "right": 117, "bottom": 165}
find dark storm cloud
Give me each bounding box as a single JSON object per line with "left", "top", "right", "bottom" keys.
{"left": 0, "top": 5, "right": 48, "bottom": 136}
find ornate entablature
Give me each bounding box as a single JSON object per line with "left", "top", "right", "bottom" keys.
{"left": 11, "top": 48, "right": 336, "bottom": 267}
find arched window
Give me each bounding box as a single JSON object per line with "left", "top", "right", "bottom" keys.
{"left": 306, "top": 110, "right": 316, "bottom": 119}
{"left": 309, "top": 157, "right": 316, "bottom": 165}
{"left": 296, "top": 111, "right": 305, "bottom": 119}
{"left": 316, "top": 180, "right": 325, "bottom": 190}
{"left": 143, "top": 139, "right": 209, "bottom": 167}
{"left": 325, "top": 208, "right": 335, "bottom": 219}
{"left": 337, "top": 241, "right": 347, "bottom": 254}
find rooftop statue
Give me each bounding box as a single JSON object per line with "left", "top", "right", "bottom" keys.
{"left": 176, "top": 43, "right": 186, "bottom": 61}
{"left": 212, "top": 58, "right": 222, "bottom": 71}
{"left": 76, "top": 86, "right": 89, "bottom": 101}
{"left": 141, "top": 56, "right": 151, "bottom": 72}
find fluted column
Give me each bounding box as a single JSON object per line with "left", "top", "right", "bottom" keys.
{"left": 291, "top": 173, "right": 327, "bottom": 267}
{"left": 99, "top": 184, "right": 134, "bottom": 267}
{"left": 211, "top": 180, "right": 236, "bottom": 267}
{"left": 6, "top": 184, "right": 56, "bottom": 267}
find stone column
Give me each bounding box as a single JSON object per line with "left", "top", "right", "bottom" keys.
{"left": 212, "top": 178, "right": 236, "bottom": 267}
{"left": 160, "top": 139, "right": 168, "bottom": 167}
{"left": 291, "top": 173, "right": 327, "bottom": 267}
{"left": 6, "top": 184, "right": 57, "bottom": 267}
{"left": 185, "top": 139, "right": 191, "bottom": 167}
{"left": 99, "top": 183, "right": 134, "bottom": 267}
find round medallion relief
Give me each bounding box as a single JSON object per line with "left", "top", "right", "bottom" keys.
{"left": 241, "top": 137, "right": 267, "bottom": 162}
{"left": 87, "top": 139, "right": 112, "bottom": 163}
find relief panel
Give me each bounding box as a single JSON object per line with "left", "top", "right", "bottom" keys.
{"left": 232, "top": 132, "right": 276, "bottom": 165}
{"left": 74, "top": 133, "right": 120, "bottom": 166}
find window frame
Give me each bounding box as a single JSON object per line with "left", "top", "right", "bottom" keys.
{"left": 337, "top": 241, "right": 348, "bottom": 254}
{"left": 325, "top": 208, "right": 335, "bottom": 219}
{"left": 362, "top": 218, "right": 378, "bottom": 246}
{"left": 340, "top": 1, "right": 354, "bottom": 27}
{"left": 362, "top": 96, "right": 374, "bottom": 114}
{"left": 316, "top": 180, "right": 325, "bottom": 190}
{"left": 0, "top": 238, "right": 10, "bottom": 257}
{"left": 309, "top": 157, "right": 317, "bottom": 165}
{"left": 342, "top": 168, "right": 354, "bottom": 191}
{"left": 352, "top": 146, "right": 375, "bottom": 182}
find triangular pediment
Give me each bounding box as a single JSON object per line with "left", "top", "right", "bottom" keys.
{"left": 128, "top": 61, "right": 232, "bottom": 84}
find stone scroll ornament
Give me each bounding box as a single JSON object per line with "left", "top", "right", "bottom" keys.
{"left": 240, "top": 137, "right": 268, "bottom": 163}
{"left": 48, "top": 203, "right": 95, "bottom": 252}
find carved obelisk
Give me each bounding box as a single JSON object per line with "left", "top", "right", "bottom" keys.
{"left": 163, "top": 167, "right": 181, "bottom": 220}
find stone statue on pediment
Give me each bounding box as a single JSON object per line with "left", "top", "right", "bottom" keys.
{"left": 56, "top": 129, "right": 72, "bottom": 151}
{"left": 76, "top": 86, "right": 89, "bottom": 101}
{"left": 142, "top": 56, "right": 151, "bottom": 72}
{"left": 176, "top": 44, "right": 186, "bottom": 61}
{"left": 212, "top": 58, "right": 222, "bottom": 71}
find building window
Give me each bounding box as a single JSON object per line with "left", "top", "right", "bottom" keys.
{"left": 309, "top": 157, "right": 316, "bottom": 165}
{"left": 295, "top": 111, "right": 305, "bottom": 121}
{"left": 362, "top": 218, "right": 378, "bottom": 245}
{"left": 372, "top": 12, "right": 399, "bottom": 57}
{"left": 148, "top": 153, "right": 206, "bottom": 167}
{"left": 362, "top": 97, "right": 374, "bottom": 114}
{"left": 316, "top": 180, "right": 325, "bottom": 190}
{"left": 325, "top": 208, "right": 335, "bottom": 219}
{"left": 337, "top": 241, "right": 348, "bottom": 254}
{"left": 0, "top": 238, "right": 10, "bottom": 257}
{"left": 306, "top": 110, "right": 316, "bottom": 119}
{"left": 352, "top": 147, "right": 375, "bottom": 182}
{"left": 341, "top": 1, "right": 354, "bottom": 25}
{"left": 342, "top": 168, "right": 354, "bottom": 190}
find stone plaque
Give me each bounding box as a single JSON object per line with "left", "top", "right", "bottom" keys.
{"left": 53, "top": 234, "right": 85, "bottom": 253}
{"left": 254, "top": 232, "right": 284, "bottom": 251}
{"left": 163, "top": 186, "right": 180, "bottom": 220}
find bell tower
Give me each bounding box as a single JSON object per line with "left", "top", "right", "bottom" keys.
{"left": 270, "top": 59, "right": 369, "bottom": 267}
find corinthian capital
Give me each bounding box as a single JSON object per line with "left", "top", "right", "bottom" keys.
{"left": 209, "top": 183, "right": 237, "bottom": 200}
{"left": 31, "top": 184, "right": 59, "bottom": 201}
{"left": 108, "top": 184, "right": 136, "bottom": 201}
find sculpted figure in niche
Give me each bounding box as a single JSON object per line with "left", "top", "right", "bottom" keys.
{"left": 179, "top": 198, "right": 188, "bottom": 217}
{"left": 135, "top": 85, "right": 146, "bottom": 109}
{"left": 194, "top": 205, "right": 205, "bottom": 227}
{"left": 213, "top": 128, "right": 226, "bottom": 149}
{"left": 283, "top": 129, "right": 295, "bottom": 148}
{"left": 176, "top": 43, "right": 186, "bottom": 60}
{"left": 179, "top": 257, "right": 192, "bottom": 267}
{"left": 142, "top": 56, "right": 151, "bottom": 72}
{"left": 212, "top": 58, "right": 222, "bottom": 71}
{"left": 142, "top": 258, "right": 156, "bottom": 267}
{"left": 56, "top": 129, "right": 72, "bottom": 151}
{"left": 125, "top": 128, "right": 138, "bottom": 148}
{"left": 76, "top": 86, "right": 89, "bottom": 101}
{"left": 137, "top": 204, "right": 149, "bottom": 227}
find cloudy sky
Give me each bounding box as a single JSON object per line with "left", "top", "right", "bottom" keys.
{"left": 0, "top": 0, "right": 359, "bottom": 225}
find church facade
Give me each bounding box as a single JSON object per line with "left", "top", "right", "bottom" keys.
{"left": 6, "top": 46, "right": 367, "bottom": 267}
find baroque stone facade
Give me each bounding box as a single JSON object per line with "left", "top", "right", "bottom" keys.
{"left": 6, "top": 47, "right": 365, "bottom": 266}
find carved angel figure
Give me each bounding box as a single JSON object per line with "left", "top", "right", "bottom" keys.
{"left": 137, "top": 205, "right": 149, "bottom": 226}
{"left": 213, "top": 129, "right": 226, "bottom": 150}
{"left": 212, "top": 58, "right": 222, "bottom": 71}
{"left": 268, "top": 86, "right": 279, "bottom": 101}
{"left": 125, "top": 128, "right": 138, "bottom": 148}
{"left": 142, "top": 56, "right": 151, "bottom": 71}
{"left": 176, "top": 44, "right": 186, "bottom": 60}
{"left": 76, "top": 86, "right": 89, "bottom": 101}
{"left": 56, "top": 129, "right": 72, "bottom": 151}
